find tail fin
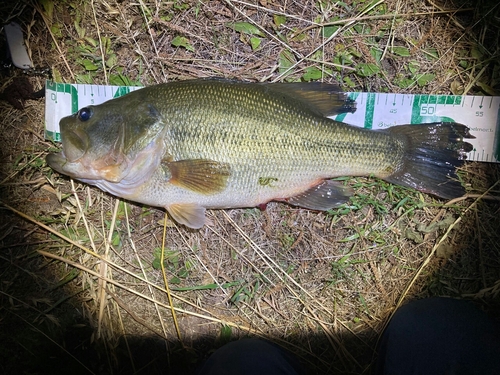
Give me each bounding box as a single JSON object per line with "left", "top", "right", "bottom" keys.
{"left": 385, "top": 122, "right": 474, "bottom": 199}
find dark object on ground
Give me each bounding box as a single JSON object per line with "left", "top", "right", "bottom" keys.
{"left": 196, "top": 337, "right": 304, "bottom": 375}
{"left": 373, "top": 297, "right": 500, "bottom": 375}
{"left": 0, "top": 76, "right": 44, "bottom": 109}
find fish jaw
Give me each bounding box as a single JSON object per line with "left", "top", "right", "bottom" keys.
{"left": 46, "top": 125, "right": 131, "bottom": 183}
{"left": 46, "top": 132, "right": 166, "bottom": 199}
{"left": 46, "top": 149, "right": 131, "bottom": 182}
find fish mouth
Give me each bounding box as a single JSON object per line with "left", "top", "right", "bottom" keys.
{"left": 46, "top": 152, "right": 68, "bottom": 175}
{"left": 61, "top": 129, "right": 89, "bottom": 162}
{"left": 46, "top": 129, "right": 97, "bottom": 180}
{"left": 45, "top": 150, "right": 94, "bottom": 180}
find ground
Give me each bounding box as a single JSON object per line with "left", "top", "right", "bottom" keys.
{"left": 0, "top": 1, "right": 499, "bottom": 374}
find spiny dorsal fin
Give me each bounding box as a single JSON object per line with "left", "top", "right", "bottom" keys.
{"left": 198, "top": 78, "right": 356, "bottom": 117}
{"left": 165, "top": 159, "right": 230, "bottom": 195}
{"left": 286, "top": 180, "right": 353, "bottom": 210}
{"left": 265, "top": 82, "right": 357, "bottom": 117}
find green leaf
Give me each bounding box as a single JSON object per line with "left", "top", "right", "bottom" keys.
{"left": 84, "top": 37, "right": 98, "bottom": 47}
{"left": 40, "top": 0, "right": 54, "bottom": 20}
{"left": 52, "top": 68, "right": 63, "bottom": 83}
{"left": 220, "top": 324, "right": 232, "bottom": 342}
{"left": 356, "top": 63, "right": 380, "bottom": 77}
{"left": 170, "top": 276, "right": 181, "bottom": 284}
{"left": 391, "top": 46, "right": 410, "bottom": 57}
{"left": 370, "top": 47, "right": 382, "bottom": 63}
{"left": 302, "top": 66, "right": 322, "bottom": 81}
{"left": 408, "top": 60, "right": 419, "bottom": 75}
{"left": 323, "top": 25, "right": 339, "bottom": 38}
{"left": 424, "top": 48, "right": 439, "bottom": 60}
{"left": 279, "top": 49, "right": 296, "bottom": 76}
{"left": 395, "top": 77, "right": 414, "bottom": 89}
{"left": 152, "top": 257, "right": 163, "bottom": 270}
{"left": 74, "top": 18, "right": 85, "bottom": 39}
{"left": 109, "top": 73, "right": 139, "bottom": 87}
{"left": 343, "top": 76, "right": 356, "bottom": 88}
{"left": 348, "top": 47, "right": 362, "bottom": 58}
{"left": 75, "top": 74, "right": 93, "bottom": 84}
{"left": 339, "top": 233, "right": 360, "bottom": 242}
{"left": 50, "top": 23, "right": 62, "bottom": 38}
{"left": 353, "top": 24, "right": 365, "bottom": 34}
{"left": 249, "top": 37, "right": 261, "bottom": 51}
{"left": 470, "top": 45, "right": 483, "bottom": 59}
{"left": 416, "top": 73, "right": 435, "bottom": 86}
{"left": 177, "top": 267, "right": 188, "bottom": 278}
{"left": 273, "top": 14, "right": 286, "bottom": 28}
{"left": 49, "top": 269, "right": 80, "bottom": 290}
{"left": 291, "top": 28, "right": 307, "bottom": 42}
{"left": 112, "top": 232, "right": 121, "bottom": 247}
{"left": 174, "top": 2, "right": 189, "bottom": 11}
{"left": 81, "top": 59, "right": 99, "bottom": 71}
{"left": 228, "top": 22, "right": 265, "bottom": 37}
{"left": 171, "top": 35, "right": 194, "bottom": 52}
{"left": 476, "top": 81, "right": 497, "bottom": 96}
{"left": 105, "top": 53, "right": 118, "bottom": 68}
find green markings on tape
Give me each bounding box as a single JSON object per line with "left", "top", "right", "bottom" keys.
{"left": 363, "top": 92, "right": 376, "bottom": 129}
{"left": 46, "top": 81, "right": 79, "bottom": 113}
{"left": 410, "top": 94, "right": 460, "bottom": 124}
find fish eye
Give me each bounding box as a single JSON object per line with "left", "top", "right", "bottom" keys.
{"left": 77, "top": 107, "right": 93, "bottom": 122}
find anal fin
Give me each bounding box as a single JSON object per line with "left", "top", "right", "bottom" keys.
{"left": 286, "top": 180, "right": 353, "bottom": 210}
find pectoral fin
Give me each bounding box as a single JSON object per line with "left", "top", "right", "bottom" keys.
{"left": 165, "top": 159, "right": 230, "bottom": 195}
{"left": 286, "top": 180, "right": 353, "bottom": 210}
{"left": 166, "top": 203, "right": 206, "bottom": 229}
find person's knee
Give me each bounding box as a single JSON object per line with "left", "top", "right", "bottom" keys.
{"left": 196, "top": 338, "right": 304, "bottom": 375}
{"left": 373, "top": 297, "right": 500, "bottom": 375}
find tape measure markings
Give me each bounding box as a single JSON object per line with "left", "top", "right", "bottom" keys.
{"left": 45, "top": 81, "right": 500, "bottom": 163}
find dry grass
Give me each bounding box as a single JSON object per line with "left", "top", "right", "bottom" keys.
{"left": 1, "top": 0, "right": 500, "bottom": 374}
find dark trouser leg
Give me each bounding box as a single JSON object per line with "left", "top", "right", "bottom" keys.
{"left": 196, "top": 337, "right": 303, "bottom": 375}
{"left": 373, "top": 297, "right": 500, "bottom": 375}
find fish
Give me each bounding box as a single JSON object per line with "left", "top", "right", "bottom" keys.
{"left": 46, "top": 79, "right": 474, "bottom": 229}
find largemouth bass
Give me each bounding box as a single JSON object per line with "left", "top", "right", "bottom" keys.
{"left": 46, "top": 79, "right": 474, "bottom": 229}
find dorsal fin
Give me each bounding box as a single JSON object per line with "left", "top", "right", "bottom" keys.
{"left": 264, "top": 82, "right": 357, "bottom": 117}
{"left": 200, "top": 78, "right": 356, "bottom": 117}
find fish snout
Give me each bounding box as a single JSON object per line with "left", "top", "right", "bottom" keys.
{"left": 61, "top": 129, "right": 89, "bottom": 162}
{"left": 46, "top": 152, "right": 67, "bottom": 174}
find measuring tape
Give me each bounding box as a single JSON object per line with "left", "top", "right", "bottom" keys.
{"left": 45, "top": 81, "right": 500, "bottom": 163}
